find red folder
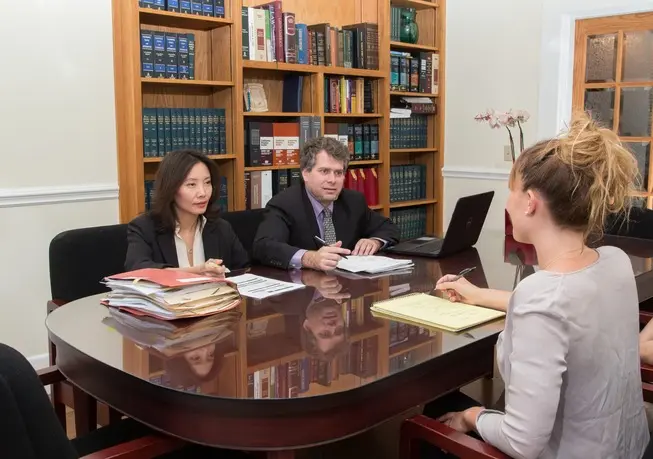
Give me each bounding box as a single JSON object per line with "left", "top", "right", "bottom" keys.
{"left": 106, "top": 268, "right": 226, "bottom": 288}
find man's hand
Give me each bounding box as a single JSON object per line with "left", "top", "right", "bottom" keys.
{"left": 352, "top": 238, "right": 382, "bottom": 255}
{"left": 301, "top": 241, "right": 351, "bottom": 271}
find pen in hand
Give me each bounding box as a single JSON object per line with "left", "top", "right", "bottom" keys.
{"left": 453, "top": 266, "right": 476, "bottom": 280}
{"left": 313, "top": 235, "right": 349, "bottom": 260}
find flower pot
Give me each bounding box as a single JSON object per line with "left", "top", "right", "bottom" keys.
{"left": 505, "top": 209, "right": 513, "bottom": 236}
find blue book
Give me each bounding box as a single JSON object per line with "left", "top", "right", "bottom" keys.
{"left": 177, "top": 35, "right": 189, "bottom": 79}
{"left": 164, "top": 33, "right": 178, "bottom": 79}
{"left": 166, "top": 0, "right": 180, "bottom": 12}
{"left": 140, "top": 30, "right": 154, "bottom": 77}
{"left": 296, "top": 24, "right": 308, "bottom": 65}
{"left": 180, "top": 0, "right": 191, "bottom": 13}
{"left": 213, "top": 0, "right": 225, "bottom": 18}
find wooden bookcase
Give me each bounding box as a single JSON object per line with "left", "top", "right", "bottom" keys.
{"left": 111, "top": 0, "right": 446, "bottom": 235}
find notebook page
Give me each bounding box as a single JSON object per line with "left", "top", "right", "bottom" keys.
{"left": 371, "top": 293, "right": 504, "bottom": 331}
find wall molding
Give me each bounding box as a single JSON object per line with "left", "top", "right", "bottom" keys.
{"left": 0, "top": 183, "right": 119, "bottom": 208}
{"left": 442, "top": 166, "right": 510, "bottom": 181}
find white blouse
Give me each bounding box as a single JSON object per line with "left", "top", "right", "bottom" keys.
{"left": 173, "top": 216, "right": 206, "bottom": 268}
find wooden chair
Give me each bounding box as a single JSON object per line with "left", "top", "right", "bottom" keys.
{"left": 399, "top": 311, "right": 653, "bottom": 459}
{"left": 47, "top": 224, "right": 129, "bottom": 434}
{"left": 36, "top": 365, "right": 184, "bottom": 458}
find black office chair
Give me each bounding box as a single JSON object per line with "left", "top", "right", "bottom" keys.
{"left": 220, "top": 209, "right": 266, "bottom": 260}
{"left": 605, "top": 207, "right": 653, "bottom": 240}
{"left": 47, "top": 224, "right": 128, "bottom": 434}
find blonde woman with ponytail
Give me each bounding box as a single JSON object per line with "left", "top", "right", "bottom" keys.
{"left": 422, "top": 112, "right": 649, "bottom": 458}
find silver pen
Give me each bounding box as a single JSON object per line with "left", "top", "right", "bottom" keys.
{"left": 453, "top": 266, "right": 476, "bottom": 281}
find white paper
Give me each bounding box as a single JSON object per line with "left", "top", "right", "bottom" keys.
{"left": 336, "top": 255, "right": 414, "bottom": 274}
{"left": 228, "top": 274, "right": 305, "bottom": 299}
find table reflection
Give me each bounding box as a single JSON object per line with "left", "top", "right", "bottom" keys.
{"left": 97, "top": 246, "right": 504, "bottom": 400}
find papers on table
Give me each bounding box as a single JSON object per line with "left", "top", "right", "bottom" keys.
{"left": 336, "top": 255, "right": 414, "bottom": 275}
{"left": 102, "top": 268, "right": 241, "bottom": 320}
{"left": 228, "top": 273, "right": 305, "bottom": 299}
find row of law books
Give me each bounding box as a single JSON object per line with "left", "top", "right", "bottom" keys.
{"left": 391, "top": 207, "right": 427, "bottom": 241}
{"left": 245, "top": 118, "right": 322, "bottom": 167}
{"left": 242, "top": 3, "right": 378, "bottom": 70}
{"left": 142, "top": 107, "right": 227, "bottom": 157}
{"left": 141, "top": 31, "right": 196, "bottom": 80}
{"left": 390, "top": 165, "right": 427, "bottom": 203}
{"left": 325, "top": 122, "right": 380, "bottom": 161}
{"left": 390, "top": 116, "right": 429, "bottom": 150}
{"left": 139, "top": 0, "right": 225, "bottom": 17}
{"left": 390, "top": 51, "right": 439, "bottom": 94}
{"left": 244, "top": 167, "right": 379, "bottom": 210}
{"left": 324, "top": 77, "right": 375, "bottom": 114}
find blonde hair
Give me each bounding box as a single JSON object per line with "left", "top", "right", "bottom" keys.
{"left": 510, "top": 111, "right": 639, "bottom": 240}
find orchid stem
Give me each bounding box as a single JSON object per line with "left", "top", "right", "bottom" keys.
{"left": 517, "top": 121, "right": 524, "bottom": 153}
{"left": 506, "top": 126, "right": 516, "bottom": 162}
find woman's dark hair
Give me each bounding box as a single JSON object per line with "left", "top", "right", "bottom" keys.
{"left": 150, "top": 149, "right": 221, "bottom": 230}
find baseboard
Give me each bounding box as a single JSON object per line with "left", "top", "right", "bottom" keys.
{"left": 28, "top": 352, "right": 49, "bottom": 370}
{"left": 442, "top": 166, "right": 510, "bottom": 181}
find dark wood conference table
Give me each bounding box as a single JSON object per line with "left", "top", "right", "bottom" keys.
{"left": 46, "top": 231, "right": 653, "bottom": 458}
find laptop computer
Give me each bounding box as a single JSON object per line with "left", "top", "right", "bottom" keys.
{"left": 385, "top": 191, "right": 494, "bottom": 258}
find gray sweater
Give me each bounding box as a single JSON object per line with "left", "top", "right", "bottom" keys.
{"left": 476, "top": 246, "right": 649, "bottom": 458}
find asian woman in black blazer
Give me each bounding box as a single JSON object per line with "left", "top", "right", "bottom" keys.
{"left": 125, "top": 150, "right": 249, "bottom": 275}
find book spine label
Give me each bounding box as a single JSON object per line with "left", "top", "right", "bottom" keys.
{"left": 153, "top": 31, "right": 166, "bottom": 78}
{"left": 140, "top": 30, "right": 154, "bottom": 78}
{"left": 152, "top": 0, "right": 165, "bottom": 9}
{"left": 142, "top": 109, "right": 150, "bottom": 157}
{"left": 218, "top": 108, "right": 226, "bottom": 153}
{"left": 165, "top": 33, "right": 178, "bottom": 78}
{"left": 167, "top": 0, "right": 180, "bottom": 12}
{"left": 201, "top": 109, "right": 209, "bottom": 154}
{"left": 187, "top": 34, "right": 195, "bottom": 80}
{"left": 177, "top": 35, "right": 189, "bottom": 79}
{"left": 180, "top": 0, "right": 191, "bottom": 13}
{"left": 141, "top": 0, "right": 155, "bottom": 7}
{"left": 283, "top": 13, "right": 296, "bottom": 64}
{"left": 202, "top": 0, "right": 214, "bottom": 16}
{"left": 156, "top": 108, "right": 166, "bottom": 156}
{"left": 214, "top": 0, "right": 225, "bottom": 18}
{"left": 370, "top": 124, "right": 379, "bottom": 160}
{"left": 241, "top": 7, "right": 249, "bottom": 59}
{"left": 191, "top": 1, "right": 202, "bottom": 15}
{"left": 182, "top": 108, "right": 190, "bottom": 149}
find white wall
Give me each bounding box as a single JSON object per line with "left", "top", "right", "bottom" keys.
{"left": 0, "top": 0, "right": 119, "bottom": 364}
{"left": 442, "top": 0, "right": 653, "bottom": 232}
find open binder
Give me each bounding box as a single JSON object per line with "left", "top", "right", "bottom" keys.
{"left": 101, "top": 268, "right": 242, "bottom": 320}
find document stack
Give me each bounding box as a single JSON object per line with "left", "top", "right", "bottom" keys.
{"left": 101, "top": 268, "right": 242, "bottom": 320}
{"left": 336, "top": 255, "right": 414, "bottom": 276}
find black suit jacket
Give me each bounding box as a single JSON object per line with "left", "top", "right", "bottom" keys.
{"left": 252, "top": 184, "right": 400, "bottom": 269}
{"left": 125, "top": 213, "right": 249, "bottom": 271}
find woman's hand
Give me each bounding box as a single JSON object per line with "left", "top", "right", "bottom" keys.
{"left": 435, "top": 275, "right": 484, "bottom": 305}
{"left": 201, "top": 258, "right": 226, "bottom": 278}
{"left": 438, "top": 407, "right": 483, "bottom": 434}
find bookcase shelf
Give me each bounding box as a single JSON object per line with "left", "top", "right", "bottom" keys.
{"left": 144, "top": 154, "right": 237, "bottom": 163}
{"left": 390, "top": 90, "right": 438, "bottom": 98}
{"left": 390, "top": 41, "right": 438, "bottom": 52}
{"left": 391, "top": 0, "right": 438, "bottom": 10}
{"left": 138, "top": 8, "right": 234, "bottom": 29}
{"left": 390, "top": 198, "right": 438, "bottom": 209}
{"left": 324, "top": 113, "right": 383, "bottom": 118}
{"left": 113, "top": 0, "right": 446, "bottom": 237}
{"left": 242, "top": 60, "right": 385, "bottom": 78}
{"left": 141, "top": 78, "right": 234, "bottom": 87}
{"left": 243, "top": 112, "right": 306, "bottom": 117}
{"left": 391, "top": 148, "right": 438, "bottom": 153}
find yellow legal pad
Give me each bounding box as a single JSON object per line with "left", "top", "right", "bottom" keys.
{"left": 370, "top": 293, "right": 505, "bottom": 333}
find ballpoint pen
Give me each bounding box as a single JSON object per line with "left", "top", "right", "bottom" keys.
{"left": 454, "top": 266, "right": 476, "bottom": 280}
{"left": 313, "top": 235, "right": 349, "bottom": 259}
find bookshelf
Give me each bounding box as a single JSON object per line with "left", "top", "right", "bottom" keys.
{"left": 111, "top": 0, "right": 445, "bottom": 236}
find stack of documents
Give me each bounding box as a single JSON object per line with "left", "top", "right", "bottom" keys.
{"left": 102, "top": 308, "right": 240, "bottom": 356}
{"left": 227, "top": 273, "right": 305, "bottom": 299}
{"left": 102, "top": 268, "right": 241, "bottom": 320}
{"left": 336, "top": 255, "right": 414, "bottom": 275}
{"left": 370, "top": 292, "right": 505, "bottom": 333}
